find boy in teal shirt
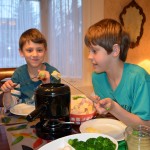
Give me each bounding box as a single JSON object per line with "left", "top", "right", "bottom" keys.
{"left": 1, "top": 28, "right": 60, "bottom": 109}
{"left": 84, "top": 19, "right": 150, "bottom": 126}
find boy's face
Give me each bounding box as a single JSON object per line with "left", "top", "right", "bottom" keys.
{"left": 19, "top": 40, "right": 46, "bottom": 68}
{"left": 88, "top": 45, "right": 114, "bottom": 73}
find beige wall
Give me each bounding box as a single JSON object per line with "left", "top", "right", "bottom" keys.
{"left": 44, "top": 0, "right": 149, "bottom": 87}
{"left": 104, "top": 0, "right": 150, "bottom": 64}
{"left": 82, "top": 0, "right": 150, "bottom": 86}
{"left": 82, "top": 0, "right": 104, "bottom": 86}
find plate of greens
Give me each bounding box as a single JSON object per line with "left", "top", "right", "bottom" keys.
{"left": 38, "top": 133, "right": 118, "bottom": 150}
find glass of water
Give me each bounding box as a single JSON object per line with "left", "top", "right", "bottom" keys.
{"left": 124, "top": 125, "right": 150, "bottom": 150}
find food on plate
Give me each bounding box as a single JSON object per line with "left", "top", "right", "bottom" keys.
{"left": 51, "top": 70, "right": 61, "bottom": 80}
{"left": 38, "top": 70, "right": 46, "bottom": 79}
{"left": 84, "top": 127, "right": 101, "bottom": 133}
{"left": 67, "top": 136, "right": 116, "bottom": 150}
{"left": 71, "top": 95, "right": 95, "bottom": 115}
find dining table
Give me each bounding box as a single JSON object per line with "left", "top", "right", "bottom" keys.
{"left": 0, "top": 108, "right": 127, "bottom": 150}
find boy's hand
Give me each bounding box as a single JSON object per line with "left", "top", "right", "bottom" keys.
{"left": 38, "top": 70, "right": 50, "bottom": 84}
{"left": 94, "top": 98, "right": 113, "bottom": 115}
{"left": 1, "top": 80, "right": 17, "bottom": 93}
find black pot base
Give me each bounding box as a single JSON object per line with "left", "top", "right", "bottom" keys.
{"left": 35, "top": 122, "right": 72, "bottom": 140}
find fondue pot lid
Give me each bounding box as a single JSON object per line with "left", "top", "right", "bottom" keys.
{"left": 35, "top": 83, "right": 70, "bottom": 96}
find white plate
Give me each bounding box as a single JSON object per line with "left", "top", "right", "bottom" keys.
{"left": 10, "top": 103, "right": 35, "bottom": 116}
{"left": 80, "top": 118, "right": 127, "bottom": 141}
{"left": 38, "top": 133, "right": 118, "bottom": 150}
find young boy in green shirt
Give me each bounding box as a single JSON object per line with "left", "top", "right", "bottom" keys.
{"left": 1, "top": 28, "right": 60, "bottom": 109}
{"left": 85, "top": 18, "right": 150, "bottom": 126}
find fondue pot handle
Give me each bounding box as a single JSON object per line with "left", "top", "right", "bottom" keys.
{"left": 26, "top": 104, "right": 47, "bottom": 122}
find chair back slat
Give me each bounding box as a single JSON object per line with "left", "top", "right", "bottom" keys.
{"left": 0, "top": 68, "right": 16, "bottom": 107}
{"left": 0, "top": 68, "right": 16, "bottom": 81}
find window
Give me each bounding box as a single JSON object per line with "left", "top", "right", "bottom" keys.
{"left": 0, "top": 0, "right": 40, "bottom": 67}
{"left": 48, "top": 0, "right": 82, "bottom": 78}
{"left": 0, "top": 0, "right": 82, "bottom": 79}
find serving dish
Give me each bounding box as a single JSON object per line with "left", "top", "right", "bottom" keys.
{"left": 38, "top": 133, "right": 118, "bottom": 150}
{"left": 70, "top": 94, "right": 96, "bottom": 124}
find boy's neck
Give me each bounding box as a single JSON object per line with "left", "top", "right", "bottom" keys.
{"left": 107, "top": 61, "right": 124, "bottom": 90}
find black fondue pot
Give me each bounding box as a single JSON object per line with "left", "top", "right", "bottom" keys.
{"left": 26, "top": 83, "right": 70, "bottom": 121}
{"left": 26, "top": 83, "right": 72, "bottom": 140}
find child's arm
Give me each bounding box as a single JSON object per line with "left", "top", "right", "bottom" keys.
{"left": 94, "top": 97, "right": 150, "bottom": 126}
{"left": 1, "top": 80, "right": 18, "bottom": 109}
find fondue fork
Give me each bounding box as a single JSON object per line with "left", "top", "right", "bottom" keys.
{"left": 51, "top": 71, "right": 99, "bottom": 103}
{"left": 61, "top": 79, "right": 110, "bottom": 110}
{"left": 51, "top": 71, "right": 110, "bottom": 108}
{"left": 0, "top": 76, "right": 38, "bottom": 94}
{"left": 0, "top": 72, "right": 98, "bottom": 103}
{"left": 61, "top": 79, "right": 111, "bottom": 111}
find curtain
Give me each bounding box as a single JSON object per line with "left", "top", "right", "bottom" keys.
{"left": 0, "top": 0, "right": 82, "bottom": 79}
{"left": 48, "top": 0, "right": 82, "bottom": 78}
{"left": 0, "top": 0, "right": 40, "bottom": 68}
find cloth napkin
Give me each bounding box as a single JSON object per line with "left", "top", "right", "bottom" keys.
{"left": 118, "top": 140, "right": 128, "bottom": 150}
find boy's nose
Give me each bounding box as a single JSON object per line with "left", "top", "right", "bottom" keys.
{"left": 88, "top": 53, "right": 93, "bottom": 60}
{"left": 32, "top": 50, "right": 38, "bottom": 56}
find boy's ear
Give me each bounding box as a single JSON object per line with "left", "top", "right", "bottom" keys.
{"left": 112, "top": 44, "right": 120, "bottom": 56}
{"left": 19, "top": 49, "right": 24, "bottom": 57}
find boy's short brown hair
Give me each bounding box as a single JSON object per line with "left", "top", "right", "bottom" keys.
{"left": 19, "top": 28, "right": 47, "bottom": 50}
{"left": 84, "top": 19, "right": 130, "bottom": 62}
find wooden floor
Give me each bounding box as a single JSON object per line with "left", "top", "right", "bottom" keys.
{"left": 0, "top": 125, "right": 10, "bottom": 150}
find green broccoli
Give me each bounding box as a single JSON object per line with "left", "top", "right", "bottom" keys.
{"left": 86, "top": 138, "right": 96, "bottom": 147}
{"left": 67, "top": 136, "right": 116, "bottom": 150}
{"left": 74, "top": 141, "right": 86, "bottom": 150}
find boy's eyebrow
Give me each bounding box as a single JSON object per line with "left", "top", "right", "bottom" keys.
{"left": 25, "top": 47, "right": 33, "bottom": 50}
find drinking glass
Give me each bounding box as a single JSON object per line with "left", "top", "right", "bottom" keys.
{"left": 124, "top": 125, "right": 150, "bottom": 150}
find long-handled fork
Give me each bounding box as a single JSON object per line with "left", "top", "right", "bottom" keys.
{"left": 0, "top": 76, "right": 38, "bottom": 92}
{"left": 0, "top": 72, "right": 98, "bottom": 103}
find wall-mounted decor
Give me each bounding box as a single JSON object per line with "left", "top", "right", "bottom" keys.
{"left": 119, "top": 0, "right": 146, "bottom": 48}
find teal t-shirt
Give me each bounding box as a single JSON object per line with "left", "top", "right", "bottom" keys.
{"left": 11, "top": 62, "right": 60, "bottom": 103}
{"left": 92, "top": 63, "right": 150, "bottom": 120}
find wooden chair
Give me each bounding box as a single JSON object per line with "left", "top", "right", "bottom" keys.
{"left": 0, "top": 68, "right": 16, "bottom": 81}
{"left": 0, "top": 68, "right": 16, "bottom": 107}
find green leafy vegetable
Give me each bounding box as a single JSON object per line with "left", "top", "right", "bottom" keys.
{"left": 68, "top": 136, "right": 116, "bottom": 150}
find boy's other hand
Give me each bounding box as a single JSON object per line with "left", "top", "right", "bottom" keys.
{"left": 94, "top": 98, "right": 113, "bottom": 115}
{"left": 1, "top": 80, "right": 17, "bottom": 93}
